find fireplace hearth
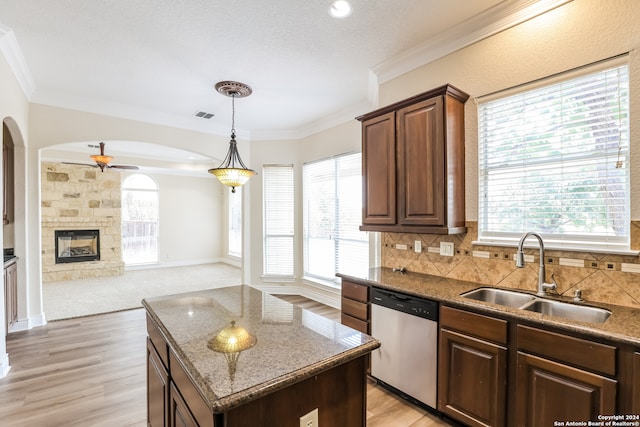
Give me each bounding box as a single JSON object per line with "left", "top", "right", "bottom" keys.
{"left": 55, "top": 229, "right": 100, "bottom": 264}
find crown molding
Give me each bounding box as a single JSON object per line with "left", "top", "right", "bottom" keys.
{"left": 0, "top": 23, "right": 36, "bottom": 99}
{"left": 371, "top": 0, "right": 573, "bottom": 86}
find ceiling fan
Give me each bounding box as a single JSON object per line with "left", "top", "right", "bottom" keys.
{"left": 63, "top": 142, "right": 139, "bottom": 172}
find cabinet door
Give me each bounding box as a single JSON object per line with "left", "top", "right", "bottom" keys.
{"left": 361, "top": 112, "right": 396, "bottom": 225}
{"left": 634, "top": 352, "right": 640, "bottom": 413}
{"left": 516, "top": 352, "right": 617, "bottom": 426}
{"left": 397, "top": 96, "right": 445, "bottom": 226}
{"left": 147, "top": 339, "right": 169, "bottom": 427}
{"left": 170, "top": 382, "right": 198, "bottom": 427}
{"left": 438, "top": 328, "right": 507, "bottom": 427}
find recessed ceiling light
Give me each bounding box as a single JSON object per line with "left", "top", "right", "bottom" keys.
{"left": 329, "top": 0, "right": 352, "bottom": 18}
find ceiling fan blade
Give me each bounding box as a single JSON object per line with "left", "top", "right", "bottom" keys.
{"left": 108, "top": 164, "right": 140, "bottom": 170}
{"left": 62, "top": 162, "right": 99, "bottom": 168}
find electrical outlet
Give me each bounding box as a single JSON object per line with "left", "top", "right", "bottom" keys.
{"left": 414, "top": 240, "right": 422, "bottom": 253}
{"left": 300, "top": 408, "right": 318, "bottom": 427}
{"left": 440, "top": 241, "right": 454, "bottom": 257}
{"left": 395, "top": 244, "right": 408, "bottom": 250}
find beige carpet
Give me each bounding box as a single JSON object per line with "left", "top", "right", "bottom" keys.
{"left": 43, "top": 263, "right": 242, "bottom": 321}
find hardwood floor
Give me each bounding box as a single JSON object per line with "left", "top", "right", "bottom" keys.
{"left": 1, "top": 298, "right": 456, "bottom": 426}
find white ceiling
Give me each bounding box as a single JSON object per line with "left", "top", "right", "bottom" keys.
{"left": 0, "top": 0, "right": 566, "bottom": 161}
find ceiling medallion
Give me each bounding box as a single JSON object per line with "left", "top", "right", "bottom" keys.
{"left": 214, "top": 81, "right": 252, "bottom": 98}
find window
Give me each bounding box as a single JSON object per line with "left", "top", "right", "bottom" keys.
{"left": 478, "top": 58, "right": 630, "bottom": 252}
{"left": 263, "top": 165, "right": 294, "bottom": 277}
{"left": 303, "top": 152, "right": 369, "bottom": 282}
{"left": 122, "top": 174, "right": 159, "bottom": 265}
{"left": 228, "top": 187, "right": 242, "bottom": 257}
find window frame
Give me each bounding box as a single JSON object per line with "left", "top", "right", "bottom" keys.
{"left": 476, "top": 56, "right": 631, "bottom": 254}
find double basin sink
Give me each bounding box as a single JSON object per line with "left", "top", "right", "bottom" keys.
{"left": 461, "top": 287, "right": 611, "bottom": 324}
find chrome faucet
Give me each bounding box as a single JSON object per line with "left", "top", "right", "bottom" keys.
{"left": 516, "top": 232, "right": 557, "bottom": 296}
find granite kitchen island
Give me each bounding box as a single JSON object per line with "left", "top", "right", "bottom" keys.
{"left": 143, "top": 285, "right": 379, "bottom": 427}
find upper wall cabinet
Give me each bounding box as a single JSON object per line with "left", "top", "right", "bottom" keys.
{"left": 357, "top": 85, "right": 469, "bottom": 234}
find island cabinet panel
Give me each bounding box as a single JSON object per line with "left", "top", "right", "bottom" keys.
{"left": 225, "top": 356, "right": 367, "bottom": 427}
{"left": 170, "top": 383, "right": 198, "bottom": 427}
{"left": 357, "top": 84, "right": 469, "bottom": 234}
{"left": 438, "top": 306, "right": 507, "bottom": 427}
{"left": 147, "top": 339, "right": 169, "bottom": 427}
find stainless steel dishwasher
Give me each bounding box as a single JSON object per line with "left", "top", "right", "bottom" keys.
{"left": 370, "top": 287, "right": 439, "bottom": 409}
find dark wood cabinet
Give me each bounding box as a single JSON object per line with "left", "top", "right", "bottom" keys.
{"left": 4, "top": 260, "right": 17, "bottom": 336}
{"left": 438, "top": 306, "right": 508, "bottom": 427}
{"left": 340, "top": 280, "right": 370, "bottom": 334}
{"left": 147, "top": 338, "right": 169, "bottom": 427}
{"left": 170, "top": 382, "right": 198, "bottom": 427}
{"left": 357, "top": 84, "right": 469, "bottom": 234}
{"left": 515, "top": 325, "right": 617, "bottom": 426}
{"left": 515, "top": 352, "right": 616, "bottom": 426}
{"left": 633, "top": 352, "right": 640, "bottom": 413}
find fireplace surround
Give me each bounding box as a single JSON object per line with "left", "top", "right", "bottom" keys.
{"left": 55, "top": 229, "right": 100, "bottom": 264}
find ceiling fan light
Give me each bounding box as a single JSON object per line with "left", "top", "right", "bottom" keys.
{"left": 90, "top": 154, "right": 113, "bottom": 165}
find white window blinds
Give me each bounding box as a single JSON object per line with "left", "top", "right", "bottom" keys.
{"left": 303, "top": 152, "right": 368, "bottom": 282}
{"left": 263, "top": 165, "right": 294, "bottom": 276}
{"left": 478, "top": 59, "right": 630, "bottom": 251}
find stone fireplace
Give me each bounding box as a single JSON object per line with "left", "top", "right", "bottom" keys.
{"left": 41, "top": 162, "right": 125, "bottom": 282}
{"left": 55, "top": 229, "right": 100, "bottom": 263}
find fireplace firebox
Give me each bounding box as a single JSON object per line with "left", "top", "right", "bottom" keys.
{"left": 55, "top": 229, "right": 100, "bottom": 264}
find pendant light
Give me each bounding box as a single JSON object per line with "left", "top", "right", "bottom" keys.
{"left": 208, "top": 81, "right": 256, "bottom": 193}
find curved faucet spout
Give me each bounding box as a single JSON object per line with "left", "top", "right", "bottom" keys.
{"left": 515, "top": 232, "right": 557, "bottom": 296}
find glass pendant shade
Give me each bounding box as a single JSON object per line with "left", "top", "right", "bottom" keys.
{"left": 90, "top": 154, "right": 113, "bottom": 165}
{"left": 208, "top": 136, "right": 256, "bottom": 193}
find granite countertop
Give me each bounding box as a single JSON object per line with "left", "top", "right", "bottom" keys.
{"left": 338, "top": 267, "right": 640, "bottom": 347}
{"left": 142, "top": 285, "right": 380, "bottom": 413}
{"left": 3, "top": 255, "right": 17, "bottom": 266}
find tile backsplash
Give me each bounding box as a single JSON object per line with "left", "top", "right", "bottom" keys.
{"left": 381, "top": 221, "right": 640, "bottom": 309}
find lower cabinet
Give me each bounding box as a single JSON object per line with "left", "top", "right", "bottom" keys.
{"left": 170, "top": 382, "right": 198, "bottom": 427}
{"left": 515, "top": 352, "right": 616, "bottom": 425}
{"left": 147, "top": 338, "right": 169, "bottom": 427}
{"left": 439, "top": 305, "right": 626, "bottom": 426}
{"left": 438, "top": 306, "right": 508, "bottom": 427}
{"left": 515, "top": 324, "right": 617, "bottom": 426}
{"left": 4, "top": 260, "right": 17, "bottom": 336}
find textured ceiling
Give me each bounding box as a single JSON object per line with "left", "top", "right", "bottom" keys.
{"left": 0, "top": 0, "right": 523, "bottom": 142}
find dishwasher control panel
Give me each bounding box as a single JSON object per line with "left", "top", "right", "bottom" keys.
{"left": 371, "top": 288, "right": 438, "bottom": 321}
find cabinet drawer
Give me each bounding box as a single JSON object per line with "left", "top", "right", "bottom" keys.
{"left": 342, "top": 281, "right": 369, "bottom": 303}
{"left": 440, "top": 306, "right": 507, "bottom": 345}
{"left": 517, "top": 325, "right": 616, "bottom": 377}
{"left": 341, "top": 313, "right": 369, "bottom": 334}
{"left": 342, "top": 297, "right": 369, "bottom": 321}
{"left": 147, "top": 314, "right": 169, "bottom": 368}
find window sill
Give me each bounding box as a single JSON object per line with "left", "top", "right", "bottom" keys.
{"left": 261, "top": 275, "right": 296, "bottom": 283}
{"left": 302, "top": 276, "right": 341, "bottom": 291}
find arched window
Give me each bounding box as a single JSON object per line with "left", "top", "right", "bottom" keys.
{"left": 122, "top": 174, "right": 159, "bottom": 265}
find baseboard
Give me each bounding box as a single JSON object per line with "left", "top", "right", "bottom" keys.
{"left": 0, "top": 352, "right": 10, "bottom": 379}
{"left": 125, "top": 258, "right": 231, "bottom": 271}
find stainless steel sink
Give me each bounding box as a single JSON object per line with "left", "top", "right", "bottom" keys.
{"left": 461, "top": 287, "right": 536, "bottom": 308}
{"left": 461, "top": 287, "right": 611, "bottom": 324}
{"left": 520, "top": 299, "right": 611, "bottom": 324}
